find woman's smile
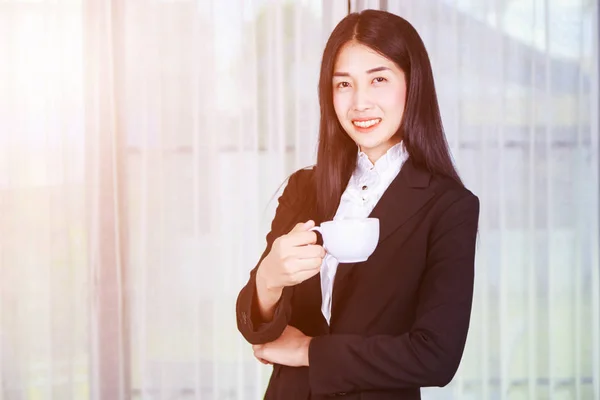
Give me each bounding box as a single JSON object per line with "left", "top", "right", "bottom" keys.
{"left": 352, "top": 117, "right": 382, "bottom": 132}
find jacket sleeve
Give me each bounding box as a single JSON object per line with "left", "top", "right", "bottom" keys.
{"left": 235, "top": 169, "right": 307, "bottom": 345}
{"left": 308, "top": 193, "right": 480, "bottom": 395}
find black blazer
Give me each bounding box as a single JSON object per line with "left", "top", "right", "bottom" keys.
{"left": 236, "top": 158, "right": 480, "bottom": 400}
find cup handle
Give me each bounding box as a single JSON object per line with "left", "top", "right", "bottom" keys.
{"left": 310, "top": 226, "right": 325, "bottom": 248}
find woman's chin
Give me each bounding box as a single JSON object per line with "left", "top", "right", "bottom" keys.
{"left": 355, "top": 138, "right": 385, "bottom": 152}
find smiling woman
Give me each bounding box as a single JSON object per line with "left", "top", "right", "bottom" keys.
{"left": 236, "top": 9, "right": 480, "bottom": 400}
{"left": 2, "top": 0, "right": 597, "bottom": 398}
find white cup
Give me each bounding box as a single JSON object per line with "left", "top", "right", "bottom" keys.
{"left": 310, "top": 218, "right": 380, "bottom": 263}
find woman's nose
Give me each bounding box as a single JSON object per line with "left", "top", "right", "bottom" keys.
{"left": 352, "top": 88, "right": 373, "bottom": 111}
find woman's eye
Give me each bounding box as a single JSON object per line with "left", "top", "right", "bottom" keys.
{"left": 336, "top": 82, "right": 350, "bottom": 88}
{"left": 373, "top": 77, "right": 387, "bottom": 83}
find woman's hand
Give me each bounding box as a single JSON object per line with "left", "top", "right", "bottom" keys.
{"left": 257, "top": 220, "right": 325, "bottom": 291}
{"left": 252, "top": 325, "right": 313, "bottom": 367}
{"left": 254, "top": 355, "right": 272, "bottom": 365}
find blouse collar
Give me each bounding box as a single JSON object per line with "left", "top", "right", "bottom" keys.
{"left": 356, "top": 141, "right": 408, "bottom": 176}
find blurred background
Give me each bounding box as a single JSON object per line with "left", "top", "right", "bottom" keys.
{"left": 0, "top": 0, "right": 598, "bottom": 399}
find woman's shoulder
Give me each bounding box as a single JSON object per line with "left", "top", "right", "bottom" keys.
{"left": 276, "top": 166, "right": 317, "bottom": 220}
{"left": 421, "top": 173, "right": 480, "bottom": 238}
{"left": 429, "top": 173, "right": 479, "bottom": 210}
{"left": 276, "top": 166, "right": 316, "bottom": 207}
{"left": 290, "top": 165, "right": 315, "bottom": 180}
{"left": 287, "top": 165, "right": 316, "bottom": 192}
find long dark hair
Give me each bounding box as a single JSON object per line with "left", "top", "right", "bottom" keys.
{"left": 313, "top": 10, "right": 462, "bottom": 222}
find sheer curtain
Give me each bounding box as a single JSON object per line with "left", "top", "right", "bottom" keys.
{"left": 119, "top": 0, "right": 344, "bottom": 398}
{"left": 1, "top": 0, "right": 346, "bottom": 399}
{"left": 353, "top": 0, "right": 600, "bottom": 399}
{"left": 0, "top": 1, "right": 92, "bottom": 398}
{"left": 1, "top": 0, "right": 598, "bottom": 399}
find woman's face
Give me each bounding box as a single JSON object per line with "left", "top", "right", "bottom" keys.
{"left": 332, "top": 41, "right": 407, "bottom": 163}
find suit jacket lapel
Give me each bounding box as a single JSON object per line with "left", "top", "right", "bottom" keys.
{"left": 330, "top": 158, "right": 435, "bottom": 322}
{"left": 369, "top": 157, "right": 434, "bottom": 244}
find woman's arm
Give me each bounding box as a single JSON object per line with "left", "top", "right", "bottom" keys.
{"left": 236, "top": 169, "right": 313, "bottom": 345}
{"left": 307, "top": 193, "right": 480, "bottom": 395}
{"left": 236, "top": 268, "right": 294, "bottom": 345}
{"left": 254, "top": 270, "right": 284, "bottom": 322}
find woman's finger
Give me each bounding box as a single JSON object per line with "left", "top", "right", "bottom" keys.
{"left": 290, "top": 265, "right": 322, "bottom": 283}
{"left": 255, "top": 355, "right": 271, "bottom": 365}
{"left": 253, "top": 345, "right": 272, "bottom": 365}
{"left": 292, "top": 244, "right": 326, "bottom": 259}
{"left": 287, "top": 220, "right": 314, "bottom": 234}
{"left": 292, "top": 257, "right": 323, "bottom": 272}
{"left": 253, "top": 345, "right": 265, "bottom": 358}
{"left": 284, "top": 230, "right": 318, "bottom": 247}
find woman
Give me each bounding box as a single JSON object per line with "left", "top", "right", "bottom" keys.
{"left": 236, "top": 9, "right": 480, "bottom": 400}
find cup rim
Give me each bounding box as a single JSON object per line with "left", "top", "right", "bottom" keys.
{"left": 321, "top": 217, "right": 379, "bottom": 227}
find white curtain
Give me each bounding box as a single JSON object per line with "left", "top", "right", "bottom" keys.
{"left": 120, "top": 1, "right": 343, "bottom": 398}
{"left": 1, "top": 0, "right": 346, "bottom": 398}
{"left": 1, "top": 0, "right": 598, "bottom": 399}
{"left": 353, "top": 0, "right": 600, "bottom": 399}
{"left": 0, "top": 1, "right": 92, "bottom": 398}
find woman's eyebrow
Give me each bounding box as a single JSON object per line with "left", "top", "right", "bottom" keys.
{"left": 333, "top": 71, "right": 350, "bottom": 77}
{"left": 333, "top": 66, "right": 391, "bottom": 77}
{"left": 366, "top": 66, "right": 391, "bottom": 74}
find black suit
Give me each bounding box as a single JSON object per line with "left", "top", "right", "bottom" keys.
{"left": 236, "top": 159, "right": 480, "bottom": 399}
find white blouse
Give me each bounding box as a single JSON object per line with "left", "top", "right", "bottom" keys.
{"left": 320, "top": 141, "right": 409, "bottom": 324}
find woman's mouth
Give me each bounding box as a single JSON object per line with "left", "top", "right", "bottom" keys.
{"left": 352, "top": 118, "right": 381, "bottom": 132}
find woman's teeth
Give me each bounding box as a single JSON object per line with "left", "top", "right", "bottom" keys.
{"left": 353, "top": 119, "right": 381, "bottom": 128}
